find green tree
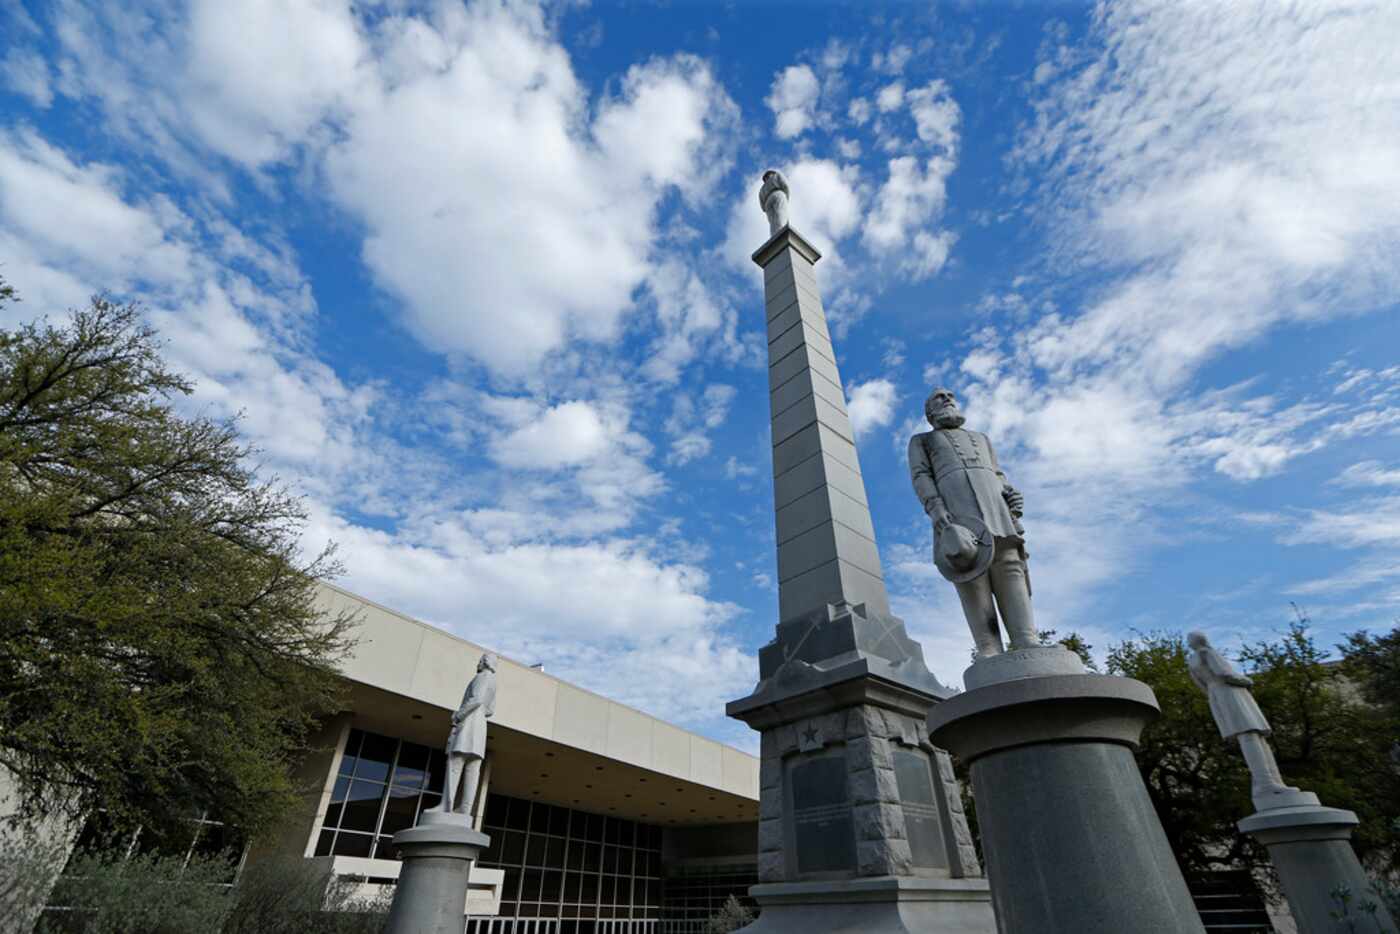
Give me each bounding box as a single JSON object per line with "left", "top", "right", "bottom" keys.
{"left": 0, "top": 279, "right": 353, "bottom": 839}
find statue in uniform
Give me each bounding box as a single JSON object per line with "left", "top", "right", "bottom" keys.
{"left": 908, "top": 387, "right": 1037, "bottom": 657}
{"left": 1186, "top": 631, "right": 1296, "bottom": 804}
{"left": 759, "top": 169, "right": 790, "bottom": 236}
{"left": 436, "top": 652, "right": 497, "bottom": 819}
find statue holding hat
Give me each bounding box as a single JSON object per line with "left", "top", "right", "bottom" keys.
{"left": 908, "top": 387, "right": 1037, "bottom": 657}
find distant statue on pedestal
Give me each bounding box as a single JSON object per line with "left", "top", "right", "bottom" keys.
{"left": 908, "top": 387, "right": 1037, "bottom": 658}
{"left": 759, "top": 169, "right": 790, "bottom": 236}
{"left": 1186, "top": 632, "right": 1297, "bottom": 805}
{"left": 436, "top": 652, "right": 497, "bottom": 819}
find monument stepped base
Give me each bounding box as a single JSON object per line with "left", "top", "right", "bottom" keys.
{"left": 739, "top": 877, "right": 996, "bottom": 934}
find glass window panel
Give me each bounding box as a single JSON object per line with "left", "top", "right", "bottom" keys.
{"left": 502, "top": 866, "right": 521, "bottom": 900}
{"left": 570, "top": 809, "right": 589, "bottom": 840}
{"left": 520, "top": 868, "right": 542, "bottom": 901}
{"left": 356, "top": 733, "right": 397, "bottom": 782}
{"left": 417, "top": 793, "right": 442, "bottom": 820}
{"left": 481, "top": 830, "right": 503, "bottom": 866}
{"left": 615, "top": 821, "right": 634, "bottom": 847}
{"left": 131, "top": 822, "right": 196, "bottom": 862}
{"left": 564, "top": 872, "right": 581, "bottom": 903}
{"left": 581, "top": 842, "right": 601, "bottom": 873}
{"left": 484, "top": 794, "right": 509, "bottom": 829}
{"left": 537, "top": 901, "right": 560, "bottom": 918}
{"left": 324, "top": 776, "right": 351, "bottom": 829}
{"left": 540, "top": 869, "right": 562, "bottom": 903}
{"left": 427, "top": 750, "right": 447, "bottom": 794}
{"left": 585, "top": 814, "right": 604, "bottom": 842}
{"left": 548, "top": 805, "right": 569, "bottom": 837}
{"left": 374, "top": 836, "right": 401, "bottom": 861}
{"left": 598, "top": 875, "right": 615, "bottom": 905}
{"left": 190, "top": 821, "right": 244, "bottom": 870}
{"left": 314, "top": 829, "right": 335, "bottom": 857}
{"left": 545, "top": 836, "right": 565, "bottom": 868}
{"left": 603, "top": 845, "right": 619, "bottom": 876}
{"left": 580, "top": 873, "right": 598, "bottom": 904}
{"left": 613, "top": 877, "right": 631, "bottom": 906}
{"left": 516, "top": 902, "right": 538, "bottom": 918}
{"left": 502, "top": 830, "right": 526, "bottom": 866}
{"left": 340, "top": 780, "right": 387, "bottom": 832}
{"left": 526, "top": 833, "right": 547, "bottom": 867}
{"left": 339, "top": 730, "right": 364, "bottom": 775}
{"left": 381, "top": 786, "right": 420, "bottom": 836}
{"left": 604, "top": 818, "right": 621, "bottom": 845}
{"left": 565, "top": 840, "right": 583, "bottom": 871}
{"left": 332, "top": 832, "right": 373, "bottom": 858}
{"left": 505, "top": 797, "right": 531, "bottom": 831}
{"left": 393, "top": 742, "right": 430, "bottom": 789}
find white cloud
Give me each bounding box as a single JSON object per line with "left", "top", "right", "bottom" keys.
{"left": 309, "top": 506, "right": 753, "bottom": 728}
{"left": 1333, "top": 461, "right": 1400, "bottom": 488}
{"left": 848, "top": 97, "right": 871, "bottom": 125}
{"left": 863, "top": 156, "right": 954, "bottom": 252}
{"left": 846, "top": 378, "right": 898, "bottom": 439}
{"left": 662, "top": 383, "right": 736, "bottom": 465}
{"left": 875, "top": 81, "right": 905, "bottom": 113}
{"left": 873, "top": 44, "right": 912, "bottom": 76}
{"left": 48, "top": 0, "right": 741, "bottom": 379}
{"left": 766, "top": 64, "right": 820, "bottom": 139}
{"left": 1, "top": 48, "right": 53, "bottom": 107}
{"left": 836, "top": 138, "right": 861, "bottom": 160}
{"left": 907, "top": 80, "right": 959, "bottom": 151}
{"left": 490, "top": 401, "right": 611, "bottom": 469}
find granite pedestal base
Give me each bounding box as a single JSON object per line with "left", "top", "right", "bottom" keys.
{"left": 739, "top": 877, "right": 996, "bottom": 934}
{"left": 1239, "top": 803, "right": 1397, "bottom": 933}
{"left": 383, "top": 811, "right": 489, "bottom": 934}
{"left": 928, "top": 664, "right": 1205, "bottom": 934}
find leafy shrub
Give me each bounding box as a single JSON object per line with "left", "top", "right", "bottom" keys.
{"left": 703, "top": 894, "right": 755, "bottom": 934}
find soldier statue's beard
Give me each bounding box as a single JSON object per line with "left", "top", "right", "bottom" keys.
{"left": 930, "top": 409, "right": 965, "bottom": 429}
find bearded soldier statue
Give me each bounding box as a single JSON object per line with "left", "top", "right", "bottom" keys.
{"left": 908, "top": 387, "right": 1038, "bottom": 657}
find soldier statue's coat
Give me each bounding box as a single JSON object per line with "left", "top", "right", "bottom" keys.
{"left": 1187, "top": 641, "right": 1270, "bottom": 740}
{"left": 908, "top": 426, "right": 1024, "bottom": 560}
{"left": 447, "top": 662, "right": 497, "bottom": 760}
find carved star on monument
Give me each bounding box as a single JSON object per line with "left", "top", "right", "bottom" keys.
{"left": 798, "top": 724, "right": 823, "bottom": 752}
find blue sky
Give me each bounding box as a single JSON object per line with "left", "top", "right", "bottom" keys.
{"left": 2, "top": 0, "right": 1399, "bottom": 751}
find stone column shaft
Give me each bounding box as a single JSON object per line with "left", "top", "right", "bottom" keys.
{"left": 756, "top": 229, "right": 889, "bottom": 622}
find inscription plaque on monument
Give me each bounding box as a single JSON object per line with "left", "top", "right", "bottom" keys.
{"left": 893, "top": 749, "right": 948, "bottom": 870}
{"left": 788, "top": 754, "right": 856, "bottom": 875}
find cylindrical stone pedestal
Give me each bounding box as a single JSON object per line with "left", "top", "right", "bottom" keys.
{"left": 384, "top": 811, "right": 489, "bottom": 934}
{"left": 1239, "top": 804, "right": 1397, "bottom": 933}
{"left": 928, "top": 671, "right": 1206, "bottom": 934}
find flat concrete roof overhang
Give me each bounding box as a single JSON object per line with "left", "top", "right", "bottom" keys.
{"left": 320, "top": 583, "right": 759, "bottom": 827}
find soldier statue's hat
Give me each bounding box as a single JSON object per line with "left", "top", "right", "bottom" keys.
{"left": 934, "top": 514, "right": 995, "bottom": 584}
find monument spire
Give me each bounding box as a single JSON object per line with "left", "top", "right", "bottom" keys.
{"left": 753, "top": 172, "right": 890, "bottom": 626}
{"left": 727, "top": 170, "right": 994, "bottom": 934}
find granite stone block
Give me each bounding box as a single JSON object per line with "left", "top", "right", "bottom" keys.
{"left": 858, "top": 838, "right": 913, "bottom": 877}
{"left": 769, "top": 341, "right": 843, "bottom": 395}
{"left": 757, "top": 851, "right": 785, "bottom": 883}
{"left": 777, "top": 519, "right": 882, "bottom": 584}
{"left": 769, "top": 364, "right": 844, "bottom": 421}
{"left": 772, "top": 421, "right": 859, "bottom": 477}
{"left": 854, "top": 803, "right": 907, "bottom": 841}
{"left": 759, "top": 817, "right": 784, "bottom": 853}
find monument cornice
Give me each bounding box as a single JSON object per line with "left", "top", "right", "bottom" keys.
{"left": 751, "top": 225, "right": 822, "bottom": 267}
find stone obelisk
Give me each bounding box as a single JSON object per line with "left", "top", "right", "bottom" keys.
{"left": 726, "top": 170, "right": 996, "bottom": 934}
